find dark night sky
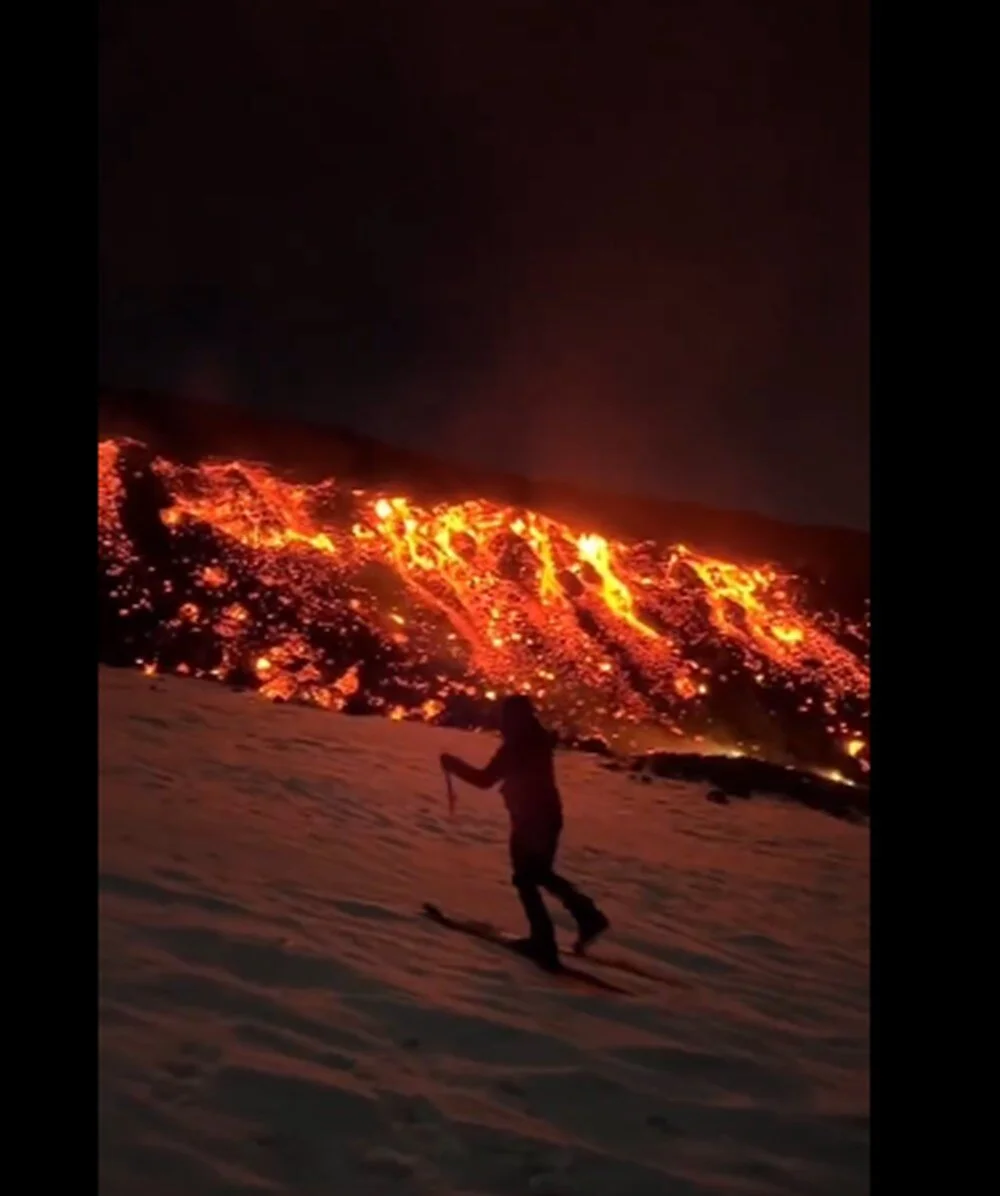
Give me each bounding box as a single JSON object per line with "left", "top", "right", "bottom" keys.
{"left": 99, "top": 0, "right": 868, "bottom": 529}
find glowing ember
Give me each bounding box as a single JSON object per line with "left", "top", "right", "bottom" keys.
{"left": 98, "top": 438, "right": 869, "bottom": 778}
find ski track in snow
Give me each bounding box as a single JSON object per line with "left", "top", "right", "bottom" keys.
{"left": 99, "top": 667, "right": 869, "bottom": 1196}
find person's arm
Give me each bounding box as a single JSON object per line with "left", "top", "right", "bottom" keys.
{"left": 440, "top": 745, "right": 507, "bottom": 790}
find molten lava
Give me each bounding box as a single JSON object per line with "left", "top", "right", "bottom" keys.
{"left": 98, "top": 438, "right": 869, "bottom": 780}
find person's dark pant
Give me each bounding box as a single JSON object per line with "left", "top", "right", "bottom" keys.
{"left": 510, "top": 822, "right": 600, "bottom": 949}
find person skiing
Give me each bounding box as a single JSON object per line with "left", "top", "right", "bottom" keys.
{"left": 439, "top": 694, "right": 609, "bottom": 970}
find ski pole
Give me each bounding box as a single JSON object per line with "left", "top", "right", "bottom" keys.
{"left": 443, "top": 767, "right": 456, "bottom": 818}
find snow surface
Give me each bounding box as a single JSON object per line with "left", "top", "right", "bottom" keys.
{"left": 99, "top": 667, "right": 869, "bottom": 1196}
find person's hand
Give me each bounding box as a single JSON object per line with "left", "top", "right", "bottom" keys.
{"left": 440, "top": 752, "right": 456, "bottom": 773}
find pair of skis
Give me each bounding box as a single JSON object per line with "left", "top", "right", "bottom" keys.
{"left": 421, "top": 902, "right": 686, "bottom": 996}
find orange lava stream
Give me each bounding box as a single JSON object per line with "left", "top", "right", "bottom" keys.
{"left": 98, "top": 439, "right": 869, "bottom": 770}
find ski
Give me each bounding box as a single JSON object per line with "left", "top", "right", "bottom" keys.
{"left": 574, "top": 946, "right": 691, "bottom": 989}
{"left": 420, "top": 903, "right": 631, "bottom": 995}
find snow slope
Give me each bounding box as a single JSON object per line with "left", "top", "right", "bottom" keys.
{"left": 99, "top": 667, "right": 869, "bottom": 1196}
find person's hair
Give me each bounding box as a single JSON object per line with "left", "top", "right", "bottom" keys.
{"left": 499, "top": 694, "right": 540, "bottom": 738}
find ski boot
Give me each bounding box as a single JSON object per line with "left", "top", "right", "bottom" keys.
{"left": 572, "top": 907, "right": 610, "bottom": 956}
{"left": 509, "top": 935, "right": 561, "bottom": 972}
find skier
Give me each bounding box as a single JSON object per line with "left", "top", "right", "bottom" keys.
{"left": 439, "top": 695, "right": 610, "bottom": 969}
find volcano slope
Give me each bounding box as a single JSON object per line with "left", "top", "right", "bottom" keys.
{"left": 99, "top": 666, "right": 868, "bottom": 1196}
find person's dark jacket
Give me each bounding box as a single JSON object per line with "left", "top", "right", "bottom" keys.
{"left": 441, "top": 722, "right": 562, "bottom": 834}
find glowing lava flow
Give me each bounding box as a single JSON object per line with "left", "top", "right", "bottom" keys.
{"left": 98, "top": 438, "right": 869, "bottom": 778}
